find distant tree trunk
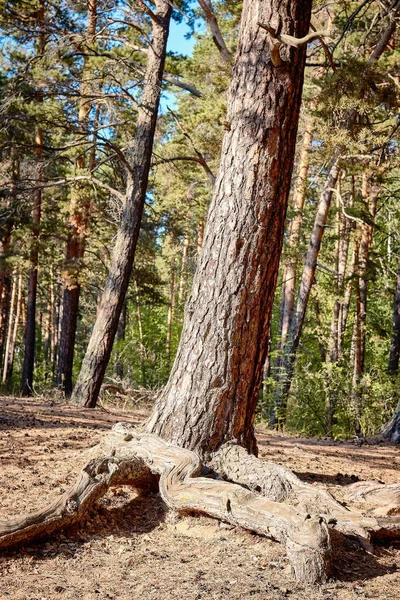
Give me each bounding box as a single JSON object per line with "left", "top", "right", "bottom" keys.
{"left": 2, "top": 269, "right": 17, "bottom": 382}
{"left": 350, "top": 235, "right": 362, "bottom": 436}
{"left": 3, "top": 269, "right": 23, "bottom": 382}
{"left": 383, "top": 259, "right": 400, "bottom": 443}
{"left": 196, "top": 219, "right": 204, "bottom": 255}
{"left": 178, "top": 233, "right": 190, "bottom": 304}
{"left": 166, "top": 259, "right": 176, "bottom": 365}
{"left": 276, "top": 116, "right": 313, "bottom": 364}
{"left": 0, "top": 255, "right": 11, "bottom": 366}
{"left": 21, "top": 0, "right": 45, "bottom": 396}
{"left": 21, "top": 135, "right": 43, "bottom": 396}
{"left": 133, "top": 280, "right": 146, "bottom": 385}
{"left": 57, "top": 0, "right": 98, "bottom": 395}
{"left": 314, "top": 293, "right": 327, "bottom": 364}
{"left": 114, "top": 298, "right": 127, "bottom": 379}
{"left": 358, "top": 173, "right": 379, "bottom": 369}
{"left": 272, "top": 156, "right": 341, "bottom": 427}
{"left": 147, "top": 0, "right": 313, "bottom": 457}
{"left": 388, "top": 259, "right": 400, "bottom": 375}
{"left": 72, "top": 0, "right": 172, "bottom": 408}
{"left": 325, "top": 176, "right": 353, "bottom": 435}
{"left": 0, "top": 154, "right": 18, "bottom": 364}
{"left": 197, "top": 0, "right": 232, "bottom": 62}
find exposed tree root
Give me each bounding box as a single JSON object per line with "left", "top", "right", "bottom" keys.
{"left": 0, "top": 454, "right": 154, "bottom": 550}
{"left": 2, "top": 425, "right": 399, "bottom": 584}
{"left": 0, "top": 424, "right": 331, "bottom": 585}
{"left": 344, "top": 481, "right": 400, "bottom": 516}
{"left": 209, "top": 442, "right": 400, "bottom": 541}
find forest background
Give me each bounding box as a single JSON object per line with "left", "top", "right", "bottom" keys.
{"left": 0, "top": 0, "right": 399, "bottom": 440}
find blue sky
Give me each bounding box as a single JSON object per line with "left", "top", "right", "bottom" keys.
{"left": 167, "top": 19, "right": 196, "bottom": 57}
{"left": 161, "top": 15, "right": 202, "bottom": 111}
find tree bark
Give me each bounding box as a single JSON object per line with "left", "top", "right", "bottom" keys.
{"left": 72, "top": 0, "right": 172, "bottom": 408}
{"left": 272, "top": 156, "right": 341, "bottom": 427}
{"left": 56, "top": 0, "right": 98, "bottom": 396}
{"left": 147, "top": 0, "right": 313, "bottom": 458}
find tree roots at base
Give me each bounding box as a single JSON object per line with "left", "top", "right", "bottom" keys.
{"left": 1, "top": 424, "right": 399, "bottom": 585}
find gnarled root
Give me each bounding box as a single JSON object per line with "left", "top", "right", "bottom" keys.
{"left": 0, "top": 424, "right": 331, "bottom": 585}
{"left": 209, "top": 442, "right": 400, "bottom": 542}
{"left": 0, "top": 454, "right": 154, "bottom": 550}
{"left": 344, "top": 481, "right": 400, "bottom": 516}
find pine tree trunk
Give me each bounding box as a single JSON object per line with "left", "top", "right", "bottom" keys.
{"left": 57, "top": 0, "right": 98, "bottom": 395}
{"left": 277, "top": 117, "right": 313, "bottom": 361}
{"left": 147, "top": 0, "right": 313, "bottom": 458}
{"left": 114, "top": 298, "right": 127, "bottom": 379}
{"left": 21, "top": 136, "right": 43, "bottom": 396}
{"left": 166, "top": 259, "right": 176, "bottom": 365}
{"left": 358, "top": 173, "right": 379, "bottom": 370}
{"left": 178, "top": 233, "right": 190, "bottom": 304}
{"left": 133, "top": 279, "right": 145, "bottom": 385}
{"left": 350, "top": 235, "right": 363, "bottom": 436}
{"left": 3, "top": 269, "right": 23, "bottom": 382}
{"left": 72, "top": 0, "right": 172, "bottom": 408}
{"left": 272, "top": 156, "right": 341, "bottom": 426}
{"left": 2, "top": 269, "right": 17, "bottom": 382}
{"left": 21, "top": 0, "right": 45, "bottom": 396}
{"left": 388, "top": 259, "right": 400, "bottom": 375}
{"left": 0, "top": 260, "right": 11, "bottom": 367}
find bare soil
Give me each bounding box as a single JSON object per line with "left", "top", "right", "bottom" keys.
{"left": 0, "top": 396, "right": 399, "bottom": 600}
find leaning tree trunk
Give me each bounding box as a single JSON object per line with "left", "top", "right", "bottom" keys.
{"left": 21, "top": 0, "right": 45, "bottom": 397}
{"left": 147, "top": 0, "right": 313, "bottom": 458}
{"left": 56, "top": 0, "right": 98, "bottom": 396}
{"left": 271, "top": 156, "right": 341, "bottom": 427}
{"left": 383, "top": 257, "right": 400, "bottom": 442}
{"left": 276, "top": 115, "right": 313, "bottom": 365}
{"left": 72, "top": 0, "right": 172, "bottom": 408}
{"left": 388, "top": 257, "right": 400, "bottom": 375}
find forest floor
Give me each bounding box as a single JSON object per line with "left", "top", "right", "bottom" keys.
{"left": 0, "top": 395, "right": 399, "bottom": 600}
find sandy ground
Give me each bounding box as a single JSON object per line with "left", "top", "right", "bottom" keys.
{"left": 0, "top": 396, "right": 399, "bottom": 600}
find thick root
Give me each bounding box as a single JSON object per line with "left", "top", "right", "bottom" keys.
{"left": 344, "top": 481, "right": 400, "bottom": 516}
{"left": 209, "top": 442, "right": 400, "bottom": 541}
{"left": 0, "top": 424, "right": 331, "bottom": 585}
{"left": 0, "top": 454, "right": 153, "bottom": 550}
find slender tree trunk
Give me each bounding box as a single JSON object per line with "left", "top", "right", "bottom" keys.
{"left": 388, "top": 259, "right": 400, "bottom": 375}
{"left": 57, "top": 0, "right": 98, "bottom": 395}
{"left": 382, "top": 259, "right": 400, "bottom": 443}
{"left": 72, "top": 0, "right": 172, "bottom": 407}
{"left": 314, "top": 293, "right": 327, "bottom": 364}
{"left": 0, "top": 261, "right": 11, "bottom": 367}
{"left": 21, "top": 0, "right": 45, "bottom": 396}
{"left": 197, "top": 0, "right": 232, "bottom": 62}
{"left": 272, "top": 156, "right": 341, "bottom": 427}
{"left": 358, "top": 173, "right": 379, "bottom": 370}
{"left": 350, "top": 235, "right": 362, "bottom": 436}
{"left": 277, "top": 117, "right": 313, "bottom": 361}
{"left": 3, "top": 269, "right": 23, "bottom": 382}
{"left": 133, "top": 279, "right": 146, "bottom": 385}
{"left": 115, "top": 298, "right": 127, "bottom": 379}
{"left": 2, "top": 269, "right": 17, "bottom": 382}
{"left": 166, "top": 259, "right": 176, "bottom": 365}
{"left": 147, "top": 0, "right": 313, "bottom": 458}
{"left": 196, "top": 219, "right": 204, "bottom": 256}
{"left": 178, "top": 234, "right": 190, "bottom": 304}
